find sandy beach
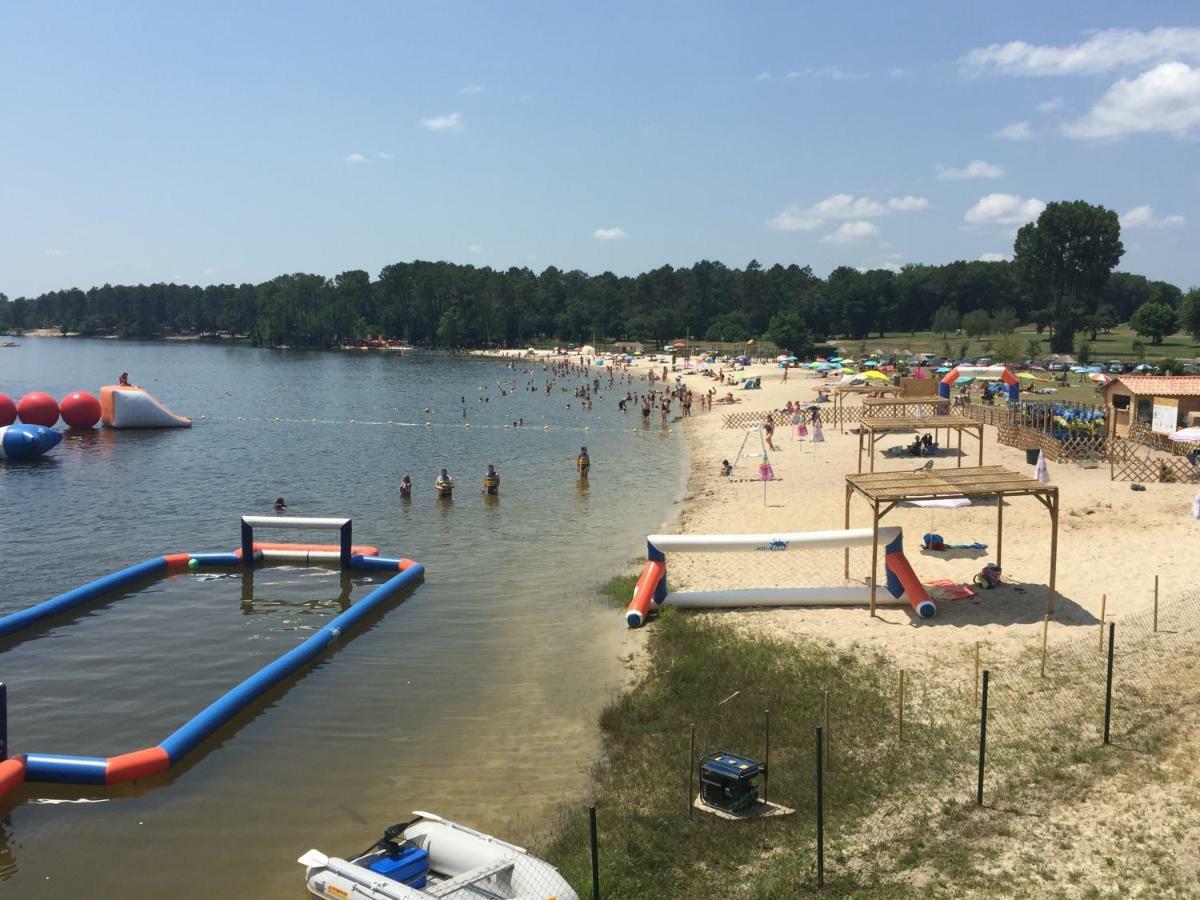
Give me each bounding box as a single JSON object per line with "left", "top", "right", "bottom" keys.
{"left": 642, "top": 359, "right": 1200, "bottom": 667}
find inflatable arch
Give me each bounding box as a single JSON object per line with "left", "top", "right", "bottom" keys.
{"left": 625, "top": 527, "right": 934, "bottom": 627}
{"left": 939, "top": 365, "right": 1019, "bottom": 401}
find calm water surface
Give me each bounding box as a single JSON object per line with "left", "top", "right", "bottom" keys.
{"left": 0, "top": 338, "right": 684, "bottom": 898}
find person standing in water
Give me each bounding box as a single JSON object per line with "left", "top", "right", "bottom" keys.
{"left": 482, "top": 464, "right": 500, "bottom": 496}
{"left": 435, "top": 469, "right": 454, "bottom": 497}
{"left": 577, "top": 446, "right": 591, "bottom": 480}
{"left": 399, "top": 474, "right": 412, "bottom": 499}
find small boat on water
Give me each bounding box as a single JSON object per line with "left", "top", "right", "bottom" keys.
{"left": 1, "top": 341, "right": 18, "bottom": 348}
{"left": 299, "top": 811, "right": 578, "bottom": 900}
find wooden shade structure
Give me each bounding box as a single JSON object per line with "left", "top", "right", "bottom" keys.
{"left": 844, "top": 466, "right": 1059, "bottom": 617}
{"left": 857, "top": 415, "right": 985, "bottom": 473}
{"left": 860, "top": 396, "right": 952, "bottom": 418}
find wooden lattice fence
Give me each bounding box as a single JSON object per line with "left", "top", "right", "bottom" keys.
{"left": 722, "top": 406, "right": 856, "bottom": 429}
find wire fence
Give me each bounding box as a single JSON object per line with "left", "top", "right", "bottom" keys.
{"left": 556, "top": 585, "right": 1200, "bottom": 898}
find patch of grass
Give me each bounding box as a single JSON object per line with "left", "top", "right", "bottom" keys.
{"left": 860, "top": 326, "right": 1200, "bottom": 364}
{"left": 538, "top": 609, "right": 967, "bottom": 899}
{"left": 596, "top": 573, "right": 640, "bottom": 608}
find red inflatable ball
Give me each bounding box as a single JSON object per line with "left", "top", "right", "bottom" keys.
{"left": 60, "top": 390, "right": 102, "bottom": 429}
{"left": 17, "top": 391, "right": 60, "bottom": 427}
{"left": 0, "top": 393, "right": 16, "bottom": 427}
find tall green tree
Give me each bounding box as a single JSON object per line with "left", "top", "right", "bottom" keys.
{"left": 930, "top": 303, "right": 959, "bottom": 337}
{"left": 1129, "top": 302, "right": 1178, "bottom": 345}
{"left": 1177, "top": 288, "right": 1200, "bottom": 342}
{"left": 1012, "top": 201, "right": 1124, "bottom": 353}
{"left": 763, "top": 310, "right": 813, "bottom": 358}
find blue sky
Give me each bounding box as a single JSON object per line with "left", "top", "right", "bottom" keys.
{"left": 1, "top": 1, "right": 1198, "bottom": 297}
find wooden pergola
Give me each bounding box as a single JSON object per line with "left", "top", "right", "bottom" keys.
{"left": 832, "top": 384, "right": 900, "bottom": 433}
{"left": 860, "top": 396, "right": 952, "bottom": 419}
{"left": 844, "top": 466, "right": 1060, "bottom": 617}
{"left": 856, "top": 415, "right": 985, "bottom": 473}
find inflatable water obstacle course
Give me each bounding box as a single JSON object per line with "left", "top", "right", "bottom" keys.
{"left": 0, "top": 516, "right": 424, "bottom": 803}
{"left": 0, "top": 385, "right": 190, "bottom": 461}
{"left": 625, "top": 527, "right": 934, "bottom": 627}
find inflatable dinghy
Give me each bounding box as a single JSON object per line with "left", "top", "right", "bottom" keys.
{"left": 100, "top": 385, "right": 191, "bottom": 428}
{"left": 300, "top": 811, "right": 578, "bottom": 900}
{"left": 0, "top": 424, "right": 62, "bottom": 460}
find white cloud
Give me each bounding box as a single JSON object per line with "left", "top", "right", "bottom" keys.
{"left": 375, "top": 151, "right": 393, "bottom": 160}
{"left": 468, "top": 244, "right": 483, "bottom": 254}
{"left": 769, "top": 193, "right": 924, "bottom": 232}
{"left": 787, "top": 66, "right": 868, "bottom": 81}
{"left": 344, "top": 153, "right": 367, "bottom": 164}
{"left": 1061, "top": 62, "right": 1200, "bottom": 139}
{"left": 1036, "top": 97, "right": 1063, "bottom": 113}
{"left": 458, "top": 84, "right": 485, "bottom": 95}
{"left": 889, "top": 67, "right": 908, "bottom": 79}
{"left": 44, "top": 248, "right": 66, "bottom": 256}
{"left": 593, "top": 227, "right": 627, "bottom": 241}
{"left": 1121, "top": 205, "right": 1187, "bottom": 229}
{"left": 964, "top": 193, "right": 1046, "bottom": 227}
{"left": 979, "top": 252, "right": 1010, "bottom": 262}
{"left": 822, "top": 221, "right": 879, "bottom": 243}
{"left": 993, "top": 120, "right": 1032, "bottom": 140}
{"left": 887, "top": 195, "right": 929, "bottom": 211}
{"left": 419, "top": 112, "right": 464, "bottom": 132}
{"left": 936, "top": 159, "right": 1005, "bottom": 180}
{"left": 961, "top": 27, "right": 1200, "bottom": 76}
{"left": 755, "top": 71, "right": 771, "bottom": 81}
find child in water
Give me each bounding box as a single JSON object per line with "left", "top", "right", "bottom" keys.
{"left": 435, "top": 469, "right": 454, "bottom": 496}
{"left": 577, "top": 446, "right": 591, "bottom": 479}
{"left": 721, "top": 460, "right": 733, "bottom": 477}
{"left": 274, "top": 497, "right": 287, "bottom": 511}
{"left": 483, "top": 464, "right": 500, "bottom": 495}
{"left": 399, "top": 474, "right": 412, "bottom": 498}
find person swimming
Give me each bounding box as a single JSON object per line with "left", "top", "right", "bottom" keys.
{"left": 399, "top": 474, "right": 412, "bottom": 498}
{"left": 482, "top": 464, "right": 500, "bottom": 496}
{"left": 274, "top": 497, "right": 287, "bottom": 511}
{"left": 577, "top": 446, "right": 591, "bottom": 479}
{"left": 435, "top": 469, "right": 454, "bottom": 497}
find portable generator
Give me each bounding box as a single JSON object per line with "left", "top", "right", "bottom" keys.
{"left": 699, "top": 751, "right": 766, "bottom": 814}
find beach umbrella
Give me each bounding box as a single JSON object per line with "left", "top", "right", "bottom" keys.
{"left": 777, "top": 354, "right": 790, "bottom": 362}
{"left": 957, "top": 376, "right": 975, "bottom": 385}
{"left": 862, "top": 370, "right": 888, "bottom": 381}
{"left": 1134, "top": 364, "right": 1154, "bottom": 372}
{"left": 828, "top": 356, "right": 842, "bottom": 362}
{"left": 1070, "top": 366, "right": 1088, "bottom": 373}
{"left": 1031, "top": 364, "right": 1046, "bottom": 371}
{"left": 1089, "top": 373, "right": 1112, "bottom": 384}
{"left": 935, "top": 366, "right": 951, "bottom": 373}
{"left": 1017, "top": 371, "right": 1037, "bottom": 381}
{"left": 816, "top": 357, "right": 829, "bottom": 363}
{"left": 787, "top": 355, "right": 798, "bottom": 362}
{"left": 881, "top": 364, "right": 896, "bottom": 372}
{"left": 1167, "top": 427, "right": 1200, "bottom": 443}
{"left": 863, "top": 360, "right": 879, "bottom": 367}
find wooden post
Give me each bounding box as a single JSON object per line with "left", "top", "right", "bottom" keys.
{"left": 974, "top": 641, "right": 981, "bottom": 705}
{"left": 1047, "top": 489, "right": 1059, "bottom": 615}
{"left": 1040, "top": 614, "right": 1050, "bottom": 678}
{"left": 869, "top": 426, "right": 877, "bottom": 473}
{"left": 869, "top": 500, "right": 881, "bottom": 617}
{"left": 857, "top": 424, "right": 864, "bottom": 474}
{"left": 843, "top": 483, "right": 852, "bottom": 580}
{"left": 898, "top": 670, "right": 905, "bottom": 742}
{"left": 1099, "top": 593, "right": 1107, "bottom": 652}
{"left": 1153, "top": 575, "right": 1159, "bottom": 633}
{"left": 996, "top": 495, "right": 1004, "bottom": 569}
{"left": 978, "top": 424, "right": 984, "bottom": 467}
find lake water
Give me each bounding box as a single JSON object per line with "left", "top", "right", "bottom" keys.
{"left": 0, "top": 338, "right": 685, "bottom": 898}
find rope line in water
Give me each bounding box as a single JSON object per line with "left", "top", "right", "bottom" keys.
{"left": 186, "top": 415, "right": 676, "bottom": 435}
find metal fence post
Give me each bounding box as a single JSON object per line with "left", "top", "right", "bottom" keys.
{"left": 688, "top": 723, "right": 695, "bottom": 818}
{"left": 976, "top": 670, "right": 989, "bottom": 806}
{"left": 1104, "top": 623, "right": 1115, "bottom": 745}
{"left": 816, "top": 726, "right": 824, "bottom": 888}
{"left": 589, "top": 805, "right": 600, "bottom": 900}
{"left": 763, "top": 709, "right": 770, "bottom": 805}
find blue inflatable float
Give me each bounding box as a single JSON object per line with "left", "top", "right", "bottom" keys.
{"left": 0, "top": 424, "right": 61, "bottom": 461}
{"left": 0, "top": 516, "right": 424, "bottom": 802}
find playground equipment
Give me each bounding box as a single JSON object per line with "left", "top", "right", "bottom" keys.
{"left": 939, "top": 366, "right": 1018, "bottom": 402}
{"left": 0, "top": 393, "right": 16, "bottom": 426}
{"left": 100, "top": 385, "right": 191, "bottom": 428}
{"left": 59, "top": 390, "right": 102, "bottom": 429}
{"left": 0, "top": 424, "right": 62, "bottom": 461}
{"left": 0, "top": 516, "right": 423, "bottom": 803}
{"left": 625, "top": 527, "right": 934, "bottom": 627}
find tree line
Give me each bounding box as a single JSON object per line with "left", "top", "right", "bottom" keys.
{"left": 2, "top": 205, "right": 1197, "bottom": 355}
